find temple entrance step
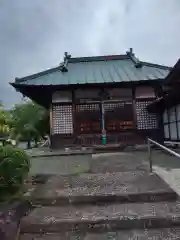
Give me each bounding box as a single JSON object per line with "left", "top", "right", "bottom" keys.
{"left": 19, "top": 227, "right": 180, "bottom": 240}
{"left": 20, "top": 201, "right": 180, "bottom": 233}
{"left": 30, "top": 172, "right": 177, "bottom": 206}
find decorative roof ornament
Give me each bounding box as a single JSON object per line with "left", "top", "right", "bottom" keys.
{"left": 126, "top": 48, "right": 142, "bottom": 68}
{"left": 59, "top": 52, "right": 71, "bottom": 72}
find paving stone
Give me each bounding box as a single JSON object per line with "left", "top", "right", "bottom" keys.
{"left": 20, "top": 201, "right": 180, "bottom": 233}
{"left": 31, "top": 172, "right": 177, "bottom": 205}
{"left": 19, "top": 227, "right": 180, "bottom": 239}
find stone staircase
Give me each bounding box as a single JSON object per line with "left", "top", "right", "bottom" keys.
{"left": 19, "top": 155, "right": 180, "bottom": 239}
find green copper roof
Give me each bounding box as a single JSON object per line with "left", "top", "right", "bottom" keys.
{"left": 12, "top": 51, "right": 171, "bottom": 86}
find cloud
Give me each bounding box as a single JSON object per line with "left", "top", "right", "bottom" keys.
{"left": 0, "top": 0, "right": 180, "bottom": 108}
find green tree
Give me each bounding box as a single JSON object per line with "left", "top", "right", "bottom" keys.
{"left": 0, "top": 103, "right": 10, "bottom": 138}
{"left": 10, "top": 101, "right": 49, "bottom": 148}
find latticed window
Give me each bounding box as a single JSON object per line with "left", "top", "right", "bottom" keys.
{"left": 76, "top": 104, "right": 100, "bottom": 112}
{"left": 136, "top": 100, "right": 157, "bottom": 130}
{"left": 52, "top": 104, "right": 73, "bottom": 134}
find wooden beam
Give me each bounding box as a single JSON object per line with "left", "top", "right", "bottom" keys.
{"left": 132, "top": 85, "right": 137, "bottom": 129}
{"left": 72, "top": 90, "right": 76, "bottom": 139}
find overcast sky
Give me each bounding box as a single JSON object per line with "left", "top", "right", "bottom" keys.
{"left": 1, "top": 0, "right": 180, "bottom": 108}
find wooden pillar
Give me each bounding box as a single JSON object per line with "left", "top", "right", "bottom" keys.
{"left": 175, "top": 106, "right": 179, "bottom": 141}
{"left": 132, "top": 85, "right": 137, "bottom": 129}
{"left": 72, "top": 90, "right": 76, "bottom": 144}
{"left": 101, "top": 100, "right": 106, "bottom": 144}
{"left": 155, "top": 85, "right": 164, "bottom": 143}
{"left": 132, "top": 85, "right": 141, "bottom": 144}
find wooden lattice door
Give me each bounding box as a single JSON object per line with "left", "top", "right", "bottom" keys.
{"left": 104, "top": 101, "right": 134, "bottom": 132}
{"left": 75, "top": 103, "right": 101, "bottom": 134}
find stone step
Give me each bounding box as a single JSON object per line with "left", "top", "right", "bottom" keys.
{"left": 42, "top": 171, "right": 169, "bottom": 189}
{"left": 31, "top": 172, "right": 177, "bottom": 205}
{"left": 19, "top": 227, "right": 180, "bottom": 239}
{"left": 20, "top": 201, "right": 180, "bottom": 233}
{"left": 32, "top": 190, "right": 177, "bottom": 206}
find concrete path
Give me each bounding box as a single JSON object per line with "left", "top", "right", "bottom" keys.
{"left": 29, "top": 155, "right": 91, "bottom": 175}
{"left": 154, "top": 166, "right": 180, "bottom": 197}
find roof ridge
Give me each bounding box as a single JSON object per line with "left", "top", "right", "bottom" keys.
{"left": 68, "top": 54, "right": 129, "bottom": 63}
{"left": 140, "top": 61, "right": 171, "bottom": 70}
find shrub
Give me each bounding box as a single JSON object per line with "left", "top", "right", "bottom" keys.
{"left": 0, "top": 145, "right": 30, "bottom": 198}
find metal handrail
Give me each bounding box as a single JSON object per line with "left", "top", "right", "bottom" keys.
{"left": 147, "top": 138, "right": 180, "bottom": 172}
